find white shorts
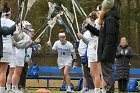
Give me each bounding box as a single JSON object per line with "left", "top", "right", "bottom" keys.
{"left": 88, "top": 54, "right": 98, "bottom": 67}
{"left": 0, "top": 52, "right": 12, "bottom": 63}
{"left": 9, "top": 62, "right": 15, "bottom": 68}
{"left": 14, "top": 48, "right": 25, "bottom": 67}
{"left": 9, "top": 47, "right": 17, "bottom": 68}
{"left": 57, "top": 60, "right": 72, "bottom": 69}
{"left": 9, "top": 57, "right": 24, "bottom": 67}
{"left": 15, "top": 57, "right": 25, "bottom": 67}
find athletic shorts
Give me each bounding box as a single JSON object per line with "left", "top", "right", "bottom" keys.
{"left": 0, "top": 52, "right": 12, "bottom": 63}
{"left": 88, "top": 54, "right": 98, "bottom": 67}
{"left": 9, "top": 62, "right": 16, "bottom": 68}
{"left": 14, "top": 48, "right": 25, "bottom": 67}
{"left": 14, "top": 57, "right": 25, "bottom": 67}
{"left": 57, "top": 59, "right": 72, "bottom": 69}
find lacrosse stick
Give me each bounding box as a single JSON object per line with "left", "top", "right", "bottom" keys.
{"left": 35, "top": 16, "right": 57, "bottom": 42}
{"left": 71, "top": 0, "right": 80, "bottom": 33}
{"left": 35, "top": 2, "right": 57, "bottom": 38}
{"left": 61, "top": 5, "right": 78, "bottom": 42}
{"left": 24, "top": 0, "right": 37, "bottom": 20}
{"left": 71, "top": 0, "right": 87, "bottom": 20}
{"left": 56, "top": 14, "right": 76, "bottom": 42}
{"left": 13, "top": 0, "right": 25, "bottom": 42}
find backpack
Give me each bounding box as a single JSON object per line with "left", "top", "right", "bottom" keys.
{"left": 28, "top": 64, "right": 39, "bottom": 77}
{"left": 74, "top": 78, "right": 83, "bottom": 91}
{"left": 59, "top": 82, "right": 74, "bottom": 91}
{"left": 127, "top": 79, "right": 138, "bottom": 92}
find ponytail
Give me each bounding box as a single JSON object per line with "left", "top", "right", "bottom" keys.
{"left": 2, "top": 1, "right": 11, "bottom": 13}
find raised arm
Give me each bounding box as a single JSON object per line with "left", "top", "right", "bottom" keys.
{"left": 85, "top": 24, "right": 99, "bottom": 36}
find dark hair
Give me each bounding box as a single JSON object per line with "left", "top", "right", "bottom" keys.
{"left": 59, "top": 29, "right": 65, "bottom": 33}
{"left": 88, "top": 11, "right": 97, "bottom": 20}
{"left": 2, "top": 2, "right": 11, "bottom": 13}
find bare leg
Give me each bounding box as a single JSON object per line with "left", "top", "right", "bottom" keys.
{"left": 6, "top": 68, "right": 14, "bottom": 91}
{"left": 64, "top": 65, "right": 71, "bottom": 86}
{"left": 98, "top": 62, "right": 106, "bottom": 88}
{"left": 90, "top": 62, "right": 100, "bottom": 88}
{"left": 0, "top": 62, "right": 9, "bottom": 87}
{"left": 6, "top": 68, "right": 14, "bottom": 85}
{"left": 12, "top": 66, "right": 23, "bottom": 86}
{"left": 0, "top": 62, "right": 9, "bottom": 93}
{"left": 61, "top": 67, "right": 66, "bottom": 83}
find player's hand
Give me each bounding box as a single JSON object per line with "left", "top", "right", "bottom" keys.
{"left": 47, "top": 41, "right": 52, "bottom": 46}
{"left": 77, "top": 32, "right": 83, "bottom": 39}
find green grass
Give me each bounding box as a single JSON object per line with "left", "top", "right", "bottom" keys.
{"left": 27, "top": 88, "right": 139, "bottom": 93}
{"left": 26, "top": 80, "right": 140, "bottom": 93}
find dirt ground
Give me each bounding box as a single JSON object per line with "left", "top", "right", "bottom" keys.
{"left": 26, "top": 79, "right": 78, "bottom": 88}
{"left": 26, "top": 80, "right": 140, "bottom": 93}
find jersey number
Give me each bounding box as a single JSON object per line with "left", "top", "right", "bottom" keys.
{"left": 61, "top": 52, "right": 65, "bottom": 55}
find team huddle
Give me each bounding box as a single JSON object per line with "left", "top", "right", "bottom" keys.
{"left": 0, "top": 0, "right": 120, "bottom": 93}
{"left": 0, "top": 2, "right": 41, "bottom": 93}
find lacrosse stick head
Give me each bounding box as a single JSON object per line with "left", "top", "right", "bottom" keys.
{"left": 47, "top": 2, "right": 62, "bottom": 19}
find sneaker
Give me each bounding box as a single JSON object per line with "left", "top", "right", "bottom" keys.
{"left": 12, "top": 89, "right": 22, "bottom": 93}
{"left": 87, "top": 89, "right": 94, "bottom": 93}
{"left": 101, "top": 89, "right": 106, "bottom": 93}
{"left": 94, "top": 88, "right": 100, "bottom": 93}
{"left": 6, "top": 90, "right": 12, "bottom": 93}
{"left": 67, "top": 90, "right": 74, "bottom": 93}
{"left": 80, "top": 89, "right": 87, "bottom": 93}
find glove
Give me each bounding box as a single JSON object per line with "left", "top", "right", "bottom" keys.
{"left": 73, "top": 59, "right": 77, "bottom": 69}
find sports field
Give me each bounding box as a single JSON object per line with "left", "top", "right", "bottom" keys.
{"left": 26, "top": 80, "right": 139, "bottom": 93}
{"left": 27, "top": 89, "right": 138, "bottom": 93}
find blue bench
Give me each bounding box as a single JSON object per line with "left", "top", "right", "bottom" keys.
{"left": 128, "top": 68, "right": 140, "bottom": 81}
{"left": 26, "top": 65, "right": 82, "bottom": 88}
{"left": 26, "top": 64, "right": 140, "bottom": 90}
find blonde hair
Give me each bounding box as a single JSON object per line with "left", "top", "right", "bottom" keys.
{"left": 120, "top": 37, "right": 128, "bottom": 45}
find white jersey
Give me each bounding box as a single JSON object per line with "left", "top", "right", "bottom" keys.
{"left": 78, "top": 31, "right": 90, "bottom": 56}
{"left": 94, "top": 19, "right": 101, "bottom": 30}
{"left": 85, "top": 20, "right": 99, "bottom": 57}
{"left": 1, "top": 18, "right": 15, "bottom": 53}
{"left": 14, "top": 32, "right": 31, "bottom": 67}
{"left": 52, "top": 40, "right": 75, "bottom": 67}
{"left": 86, "top": 31, "right": 98, "bottom": 57}
{"left": 15, "top": 32, "right": 31, "bottom": 59}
